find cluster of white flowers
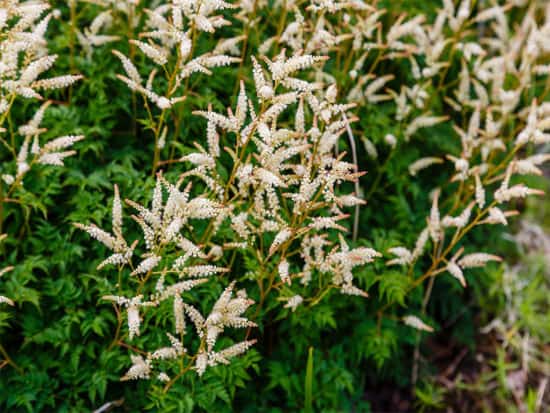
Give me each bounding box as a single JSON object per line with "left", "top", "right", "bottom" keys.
{"left": 72, "top": 0, "right": 140, "bottom": 59}
{"left": 69, "top": 0, "right": 550, "bottom": 391}
{"left": 77, "top": 177, "right": 257, "bottom": 381}
{"left": 77, "top": 47, "right": 383, "bottom": 382}
{"left": 118, "top": 282, "right": 257, "bottom": 381}
{"left": 232, "top": 6, "right": 548, "bottom": 347}
{"left": 187, "top": 51, "right": 377, "bottom": 298}
{"left": 112, "top": 0, "right": 242, "bottom": 110}
{"left": 264, "top": 0, "right": 550, "bottom": 182}
{"left": 0, "top": 1, "right": 84, "bottom": 189}
{"left": 0, "top": 1, "right": 84, "bottom": 326}
{"left": 0, "top": 0, "right": 84, "bottom": 374}
{"left": 1, "top": 100, "right": 84, "bottom": 189}
{"left": 358, "top": 1, "right": 550, "bottom": 296}
{"left": 76, "top": 10, "right": 120, "bottom": 59}
{"left": 0, "top": 2, "right": 81, "bottom": 103}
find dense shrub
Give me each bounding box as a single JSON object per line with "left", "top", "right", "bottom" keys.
{"left": 0, "top": 0, "right": 548, "bottom": 411}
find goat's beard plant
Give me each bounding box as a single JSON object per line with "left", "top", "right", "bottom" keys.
{"left": 1, "top": 1, "right": 83, "bottom": 190}
{"left": 1, "top": 0, "right": 549, "bottom": 409}
{"left": 1, "top": 0, "right": 83, "bottom": 372}
{"left": 77, "top": 52, "right": 380, "bottom": 387}
{"left": 73, "top": 0, "right": 550, "bottom": 397}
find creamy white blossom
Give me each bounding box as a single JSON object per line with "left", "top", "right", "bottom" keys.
{"left": 458, "top": 253, "right": 502, "bottom": 268}
{"left": 284, "top": 295, "right": 303, "bottom": 311}
{"left": 403, "top": 315, "right": 434, "bottom": 332}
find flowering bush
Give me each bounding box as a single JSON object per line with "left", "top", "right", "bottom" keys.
{"left": 0, "top": 0, "right": 548, "bottom": 411}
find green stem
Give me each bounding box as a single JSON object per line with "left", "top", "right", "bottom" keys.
{"left": 0, "top": 343, "right": 23, "bottom": 374}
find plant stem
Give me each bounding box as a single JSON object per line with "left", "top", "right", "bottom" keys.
{"left": 0, "top": 343, "right": 23, "bottom": 374}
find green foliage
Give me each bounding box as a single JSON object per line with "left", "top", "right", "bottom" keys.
{"left": 414, "top": 380, "right": 447, "bottom": 412}
{"left": 0, "top": 0, "right": 548, "bottom": 412}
